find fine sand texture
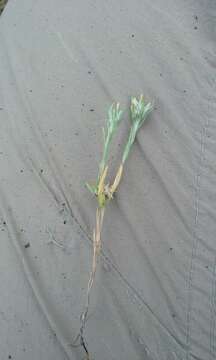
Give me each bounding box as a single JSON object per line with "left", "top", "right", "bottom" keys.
{"left": 0, "top": 1, "right": 215, "bottom": 359}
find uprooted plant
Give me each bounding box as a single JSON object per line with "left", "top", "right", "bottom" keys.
{"left": 73, "top": 95, "right": 153, "bottom": 359}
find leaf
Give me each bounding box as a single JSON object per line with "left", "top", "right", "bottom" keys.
{"left": 85, "top": 182, "right": 97, "bottom": 195}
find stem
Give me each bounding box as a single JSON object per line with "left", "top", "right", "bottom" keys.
{"left": 78, "top": 207, "right": 105, "bottom": 357}
{"left": 110, "top": 163, "right": 123, "bottom": 195}
{"left": 122, "top": 122, "right": 139, "bottom": 164}
{"left": 99, "top": 136, "right": 111, "bottom": 178}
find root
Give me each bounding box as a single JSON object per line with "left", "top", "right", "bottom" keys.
{"left": 76, "top": 207, "right": 105, "bottom": 358}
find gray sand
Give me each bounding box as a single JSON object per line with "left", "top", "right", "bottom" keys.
{"left": 0, "top": 1, "right": 215, "bottom": 359}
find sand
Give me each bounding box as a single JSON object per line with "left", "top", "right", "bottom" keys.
{"left": 0, "top": 1, "right": 215, "bottom": 359}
